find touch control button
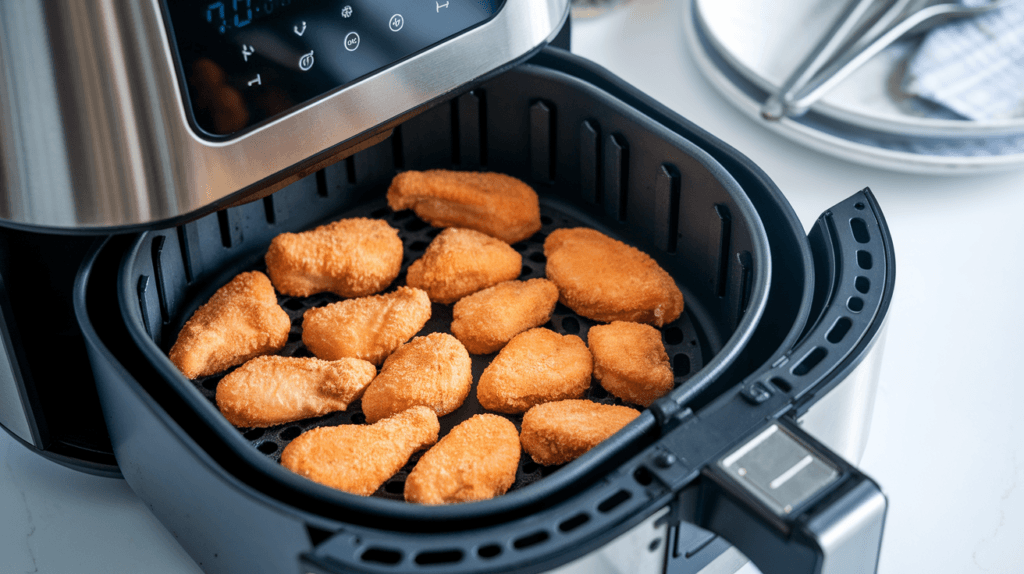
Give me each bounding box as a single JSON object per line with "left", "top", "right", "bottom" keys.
{"left": 299, "top": 50, "right": 314, "bottom": 71}
{"left": 344, "top": 32, "right": 360, "bottom": 51}
{"left": 389, "top": 14, "right": 404, "bottom": 32}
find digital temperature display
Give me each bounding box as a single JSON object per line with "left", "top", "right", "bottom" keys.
{"left": 203, "top": 0, "right": 302, "bottom": 35}
{"left": 163, "top": 0, "right": 503, "bottom": 138}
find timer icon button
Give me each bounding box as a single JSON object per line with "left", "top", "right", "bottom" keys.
{"left": 344, "top": 32, "right": 360, "bottom": 51}
{"left": 389, "top": 14, "right": 404, "bottom": 32}
{"left": 299, "top": 50, "right": 315, "bottom": 71}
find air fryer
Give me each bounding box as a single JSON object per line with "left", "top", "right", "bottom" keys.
{"left": 0, "top": 2, "right": 893, "bottom": 574}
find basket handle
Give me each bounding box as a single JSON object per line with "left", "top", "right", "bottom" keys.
{"left": 678, "top": 188, "right": 894, "bottom": 574}
{"left": 696, "top": 418, "right": 886, "bottom": 574}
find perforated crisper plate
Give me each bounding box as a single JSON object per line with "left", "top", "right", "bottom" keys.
{"left": 185, "top": 200, "right": 703, "bottom": 501}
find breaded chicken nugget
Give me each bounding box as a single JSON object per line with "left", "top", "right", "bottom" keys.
{"left": 169, "top": 271, "right": 289, "bottom": 379}
{"left": 406, "top": 228, "right": 521, "bottom": 304}
{"left": 520, "top": 400, "right": 640, "bottom": 466}
{"left": 361, "top": 333, "right": 473, "bottom": 423}
{"left": 588, "top": 321, "right": 674, "bottom": 407}
{"left": 405, "top": 414, "right": 520, "bottom": 504}
{"left": 216, "top": 356, "right": 376, "bottom": 428}
{"left": 302, "top": 286, "right": 431, "bottom": 366}
{"left": 265, "top": 217, "right": 403, "bottom": 297}
{"left": 451, "top": 279, "right": 559, "bottom": 354}
{"left": 476, "top": 328, "right": 592, "bottom": 414}
{"left": 387, "top": 170, "right": 542, "bottom": 244}
{"left": 280, "top": 406, "right": 439, "bottom": 496}
{"left": 544, "top": 228, "right": 683, "bottom": 327}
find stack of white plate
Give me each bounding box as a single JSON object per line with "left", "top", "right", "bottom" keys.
{"left": 685, "top": 0, "right": 1024, "bottom": 174}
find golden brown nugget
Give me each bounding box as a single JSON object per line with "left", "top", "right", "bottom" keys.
{"left": 451, "top": 279, "right": 560, "bottom": 354}
{"left": 405, "top": 414, "right": 520, "bottom": 504}
{"left": 520, "top": 400, "right": 640, "bottom": 466}
{"left": 280, "top": 406, "right": 439, "bottom": 496}
{"left": 588, "top": 321, "right": 674, "bottom": 407}
{"left": 476, "top": 328, "right": 592, "bottom": 414}
{"left": 406, "top": 228, "right": 521, "bottom": 304}
{"left": 544, "top": 228, "right": 683, "bottom": 327}
{"left": 361, "top": 333, "right": 473, "bottom": 423}
{"left": 216, "top": 356, "right": 376, "bottom": 428}
{"left": 302, "top": 287, "right": 431, "bottom": 366}
{"left": 265, "top": 217, "right": 403, "bottom": 298}
{"left": 169, "top": 271, "right": 289, "bottom": 379}
{"left": 387, "top": 170, "right": 542, "bottom": 244}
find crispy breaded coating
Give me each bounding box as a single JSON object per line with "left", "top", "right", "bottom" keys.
{"left": 405, "top": 414, "right": 520, "bottom": 504}
{"left": 476, "top": 328, "right": 592, "bottom": 414}
{"left": 361, "top": 333, "right": 473, "bottom": 423}
{"left": 280, "top": 406, "right": 439, "bottom": 496}
{"left": 215, "top": 356, "right": 376, "bottom": 428}
{"left": 544, "top": 228, "right": 684, "bottom": 327}
{"left": 406, "top": 228, "right": 521, "bottom": 304}
{"left": 265, "top": 217, "right": 403, "bottom": 298}
{"left": 387, "top": 170, "right": 542, "bottom": 244}
{"left": 302, "top": 287, "right": 431, "bottom": 366}
{"left": 588, "top": 321, "right": 674, "bottom": 407}
{"left": 520, "top": 400, "right": 640, "bottom": 466}
{"left": 169, "top": 271, "right": 289, "bottom": 379}
{"left": 451, "top": 279, "right": 560, "bottom": 354}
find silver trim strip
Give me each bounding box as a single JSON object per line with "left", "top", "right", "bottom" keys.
{"left": 0, "top": 0, "right": 569, "bottom": 229}
{"left": 0, "top": 307, "right": 33, "bottom": 446}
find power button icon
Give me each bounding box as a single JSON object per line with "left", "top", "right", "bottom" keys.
{"left": 389, "top": 14, "right": 404, "bottom": 32}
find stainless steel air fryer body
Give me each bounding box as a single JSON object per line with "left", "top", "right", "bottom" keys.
{"left": 0, "top": 0, "right": 568, "bottom": 230}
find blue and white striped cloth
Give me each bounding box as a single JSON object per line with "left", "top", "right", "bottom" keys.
{"left": 903, "top": 0, "right": 1024, "bottom": 121}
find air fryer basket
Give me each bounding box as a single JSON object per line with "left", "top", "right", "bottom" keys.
{"left": 119, "top": 59, "right": 770, "bottom": 520}
{"left": 76, "top": 49, "right": 893, "bottom": 574}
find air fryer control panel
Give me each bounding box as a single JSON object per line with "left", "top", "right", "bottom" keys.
{"left": 164, "top": 0, "right": 503, "bottom": 137}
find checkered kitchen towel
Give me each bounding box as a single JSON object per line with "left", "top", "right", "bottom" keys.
{"left": 903, "top": 0, "right": 1024, "bottom": 121}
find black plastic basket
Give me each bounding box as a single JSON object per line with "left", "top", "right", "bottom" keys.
{"left": 117, "top": 54, "right": 772, "bottom": 523}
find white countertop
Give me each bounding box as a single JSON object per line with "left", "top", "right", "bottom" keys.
{"left": 3, "top": 1, "right": 1023, "bottom": 572}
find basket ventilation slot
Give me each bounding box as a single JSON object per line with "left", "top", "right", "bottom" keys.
{"left": 530, "top": 100, "right": 555, "bottom": 183}
{"left": 513, "top": 531, "right": 549, "bottom": 549}
{"left": 850, "top": 218, "right": 870, "bottom": 243}
{"left": 477, "top": 545, "right": 502, "bottom": 558}
{"left": 580, "top": 120, "right": 601, "bottom": 204}
{"left": 559, "top": 513, "right": 590, "bottom": 532}
{"left": 826, "top": 317, "right": 852, "bottom": 344}
{"left": 598, "top": 489, "right": 632, "bottom": 513}
{"left": 655, "top": 164, "right": 681, "bottom": 252}
{"left": 792, "top": 347, "right": 827, "bottom": 376}
{"left": 262, "top": 196, "right": 276, "bottom": 224}
{"left": 714, "top": 204, "right": 732, "bottom": 297}
{"left": 603, "top": 134, "right": 628, "bottom": 221}
{"left": 857, "top": 250, "right": 872, "bottom": 270}
{"left": 150, "top": 236, "right": 169, "bottom": 324}
{"left": 454, "top": 90, "right": 485, "bottom": 168}
{"left": 361, "top": 548, "right": 402, "bottom": 565}
{"left": 415, "top": 549, "right": 464, "bottom": 565}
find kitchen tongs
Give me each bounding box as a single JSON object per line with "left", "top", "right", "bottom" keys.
{"left": 761, "top": 0, "right": 1010, "bottom": 121}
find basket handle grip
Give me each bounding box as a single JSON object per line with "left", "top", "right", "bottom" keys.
{"left": 697, "top": 418, "right": 886, "bottom": 574}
